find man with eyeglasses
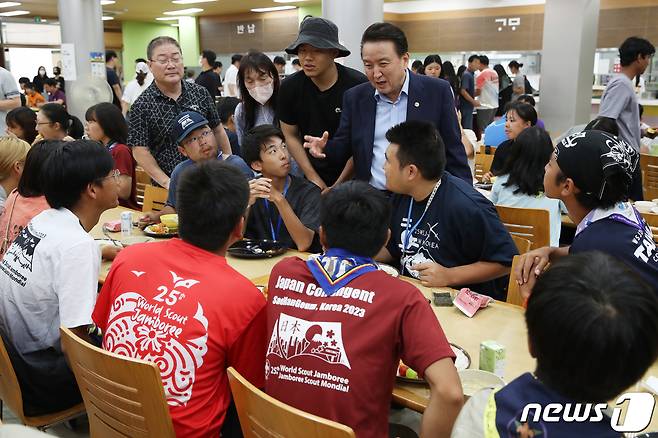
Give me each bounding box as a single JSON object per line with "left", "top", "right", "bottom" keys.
{"left": 128, "top": 36, "right": 234, "bottom": 190}
{"left": 0, "top": 140, "right": 119, "bottom": 417}
{"left": 140, "top": 111, "right": 253, "bottom": 224}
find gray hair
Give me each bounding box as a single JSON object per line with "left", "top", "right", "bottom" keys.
{"left": 146, "top": 36, "right": 182, "bottom": 60}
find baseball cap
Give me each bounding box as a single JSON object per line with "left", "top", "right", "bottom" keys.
{"left": 135, "top": 62, "right": 149, "bottom": 74}
{"left": 171, "top": 111, "right": 209, "bottom": 144}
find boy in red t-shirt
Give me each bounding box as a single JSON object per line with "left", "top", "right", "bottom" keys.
{"left": 265, "top": 181, "right": 463, "bottom": 438}
{"left": 93, "top": 162, "right": 267, "bottom": 438}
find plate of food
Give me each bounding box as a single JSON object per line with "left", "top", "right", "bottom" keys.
{"left": 396, "top": 343, "right": 471, "bottom": 384}
{"left": 228, "top": 239, "right": 288, "bottom": 259}
{"left": 143, "top": 223, "right": 178, "bottom": 238}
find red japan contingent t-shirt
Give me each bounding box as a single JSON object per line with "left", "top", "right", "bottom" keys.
{"left": 93, "top": 238, "right": 267, "bottom": 438}
{"left": 265, "top": 256, "right": 455, "bottom": 438}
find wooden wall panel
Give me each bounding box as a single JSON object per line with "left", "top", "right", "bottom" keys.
{"left": 199, "top": 11, "right": 298, "bottom": 54}
{"left": 198, "top": 5, "right": 658, "bottom": 54}
{"left": 394, "top": 13, "right": 544, "bottom": 52}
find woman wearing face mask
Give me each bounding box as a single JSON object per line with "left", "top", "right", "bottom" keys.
{"left": 32, "top": 66, "right": 48, "bottom": 95}
{"left": 234, "top": 52, "right": 280, "bottom": 146}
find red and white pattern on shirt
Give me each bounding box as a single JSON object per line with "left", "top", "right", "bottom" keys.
{"left": 102, "top": 270, "right": 208, "bottom": 407}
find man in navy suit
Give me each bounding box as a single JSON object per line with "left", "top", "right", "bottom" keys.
{"left": 304, "top": 22, "right": 472, "bottom": 189}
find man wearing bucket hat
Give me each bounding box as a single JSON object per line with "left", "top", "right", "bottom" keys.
{"left": 277, "top": 16, "right": 367, "bottom": 191}
{"left": 515, "top": 129, "right": 658, "bottom": 295}
{"left": 303, "top": 22, "right": 472, "bottom": 189}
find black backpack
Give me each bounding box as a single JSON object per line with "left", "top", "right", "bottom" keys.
{"left": 524, "top": 75, "right": 534, "bottom": 94}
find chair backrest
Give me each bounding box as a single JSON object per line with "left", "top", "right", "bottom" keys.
{"left": 641, "top": 211, "right": 658, "bottom": 242}
{"left": 506, "top": 255, "right": 525, "bottom": 307}
{"left": 474, "top": 153, "right": 495, "bottom": 182}
{"left": 478, "top": 145, "right": 497, "bottom": 155}
{"left": 511, "top": 235, "right": 532, "bottom": 255}
{"left": 134, "top": 167, "right": 152, "bottom": 207}
{"left": 60, "top": 328, "right": 176, "bottom": 438}
{"left": 142, "top": 185, "right": 168, "bottom": 213}
{"left": 641, "top": 154, "right": 658, "bottom": 201}
{"left": 0, "top": 335, "right": 26, "bottom": 422}
{"left": 227, "top": 367, "right": 355, "bottom": 438}
{"left": 496, "top": 205, "right": 550, "bottom": 250}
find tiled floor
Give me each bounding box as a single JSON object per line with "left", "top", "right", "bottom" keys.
{"left": 1, "top": 404, "right": 89, "bottom": 437}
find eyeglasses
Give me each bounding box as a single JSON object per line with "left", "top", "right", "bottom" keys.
{"left": 151, "top": 55, "right": 183, "bottom": 66}
{"left": 36, "top": 121, "right": 53, "bottom": 126}
{"left": 182, "top": 129, "right": 213, "bottom": 146}
{"left": 98, "top": 169, "right": 120, "bottom": 184}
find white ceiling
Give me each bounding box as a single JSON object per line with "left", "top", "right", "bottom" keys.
{"left": 11, "top": 0, "right": 553, "bottom": 23}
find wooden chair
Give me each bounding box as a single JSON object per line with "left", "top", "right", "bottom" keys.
{"left": 506, "top": 255, "right": 526, "bottom": 307}
{"left": 134, "top": 167, "right": 152, "bottom": 207}
{"left": 142, "top": 185, "right": 169, "bottom": 213}
{"left": 496, "top": 205, "right": 550, "bottom": 250}
{"left": 59, "top": 328, "right": 175, "bottom": 438}
{"left": 511, "top": 235, "right": 532, "bottom": 255}
{"left": 0, "top": 335, "right": 84, "bottom": 429}
{"left": 641, "top": 211, "right": 658, "bottom": 243}
{"left": 227, "top": 367, "right": 355, "bottom": 438}
{"left": 641, "top": 154, "right": 658, "bottom": 201}
{"left": 474, "top": 153, "right": 495, "bottom": 182}
{"left": 478, "top": 144, "right": 497, "bottom": 155}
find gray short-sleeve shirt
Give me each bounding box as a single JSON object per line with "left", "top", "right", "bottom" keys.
{"left": 0, "top": 67, "right": 20, "bottom": 133}
{"left": 599, "top": 74, "right": 641, "bottom": 150}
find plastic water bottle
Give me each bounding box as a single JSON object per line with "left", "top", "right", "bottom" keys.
{"left": 121, "top": 211, "right": 132, "bottom": 238}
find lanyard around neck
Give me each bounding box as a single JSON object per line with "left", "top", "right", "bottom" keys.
{"left": 402, "top": 180, "right": 441, "bottom": 255}
{"left": 264, "top": 176, "right": 290, "bottom": 241}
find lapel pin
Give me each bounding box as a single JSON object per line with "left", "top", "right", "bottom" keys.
{"left": 414, "top": 102, "right": 420, "bottom": 107}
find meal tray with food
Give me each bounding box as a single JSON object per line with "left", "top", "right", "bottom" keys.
{"left": 143, "top": 223, "right": 178, "bottom": 238}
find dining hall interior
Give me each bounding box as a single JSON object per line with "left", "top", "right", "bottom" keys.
{"left": 0, "top": 0, "right": 656, "bottom": 437}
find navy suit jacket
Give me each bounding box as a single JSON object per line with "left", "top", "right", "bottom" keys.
{"left": 325, "top": 72, "right": 472, "bottom": 184}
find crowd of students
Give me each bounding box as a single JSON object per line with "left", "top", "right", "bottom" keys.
{"left": 0, "top": 16, "right": 656, "bottom": 438}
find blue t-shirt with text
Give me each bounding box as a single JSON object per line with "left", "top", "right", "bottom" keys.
{"left": 387, "top": 172, "right": 518, "bottom": 299}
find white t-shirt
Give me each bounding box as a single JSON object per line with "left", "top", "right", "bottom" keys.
{"left": 490, "top": 174, "right": 563, "bottom": 247}
{"left": 122, "top": 77, "right": 153, "bottom": 107}
{"left": 0, "top": 208, "right": 99, "bottom": 356}
{"left": 475, "top": 68, "right": 499, "bottom": 109}
{"left": 224, "top": 64, "right": 240, "bottom": 98}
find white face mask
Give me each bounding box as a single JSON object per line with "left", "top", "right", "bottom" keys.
{"left": 248, "top": 83, "right": 273, "bottom": 105}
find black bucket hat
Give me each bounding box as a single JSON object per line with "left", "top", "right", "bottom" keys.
{"left": 285, "top": 17, "right": 350, "bottom": 58}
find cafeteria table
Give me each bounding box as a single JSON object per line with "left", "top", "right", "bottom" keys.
{"left": 91, "top": 207, "right": 658, "bottom": 432}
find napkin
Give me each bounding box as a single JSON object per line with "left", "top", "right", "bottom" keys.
{"left": 453, "top": 288, "right": 492, "bottom": 318}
